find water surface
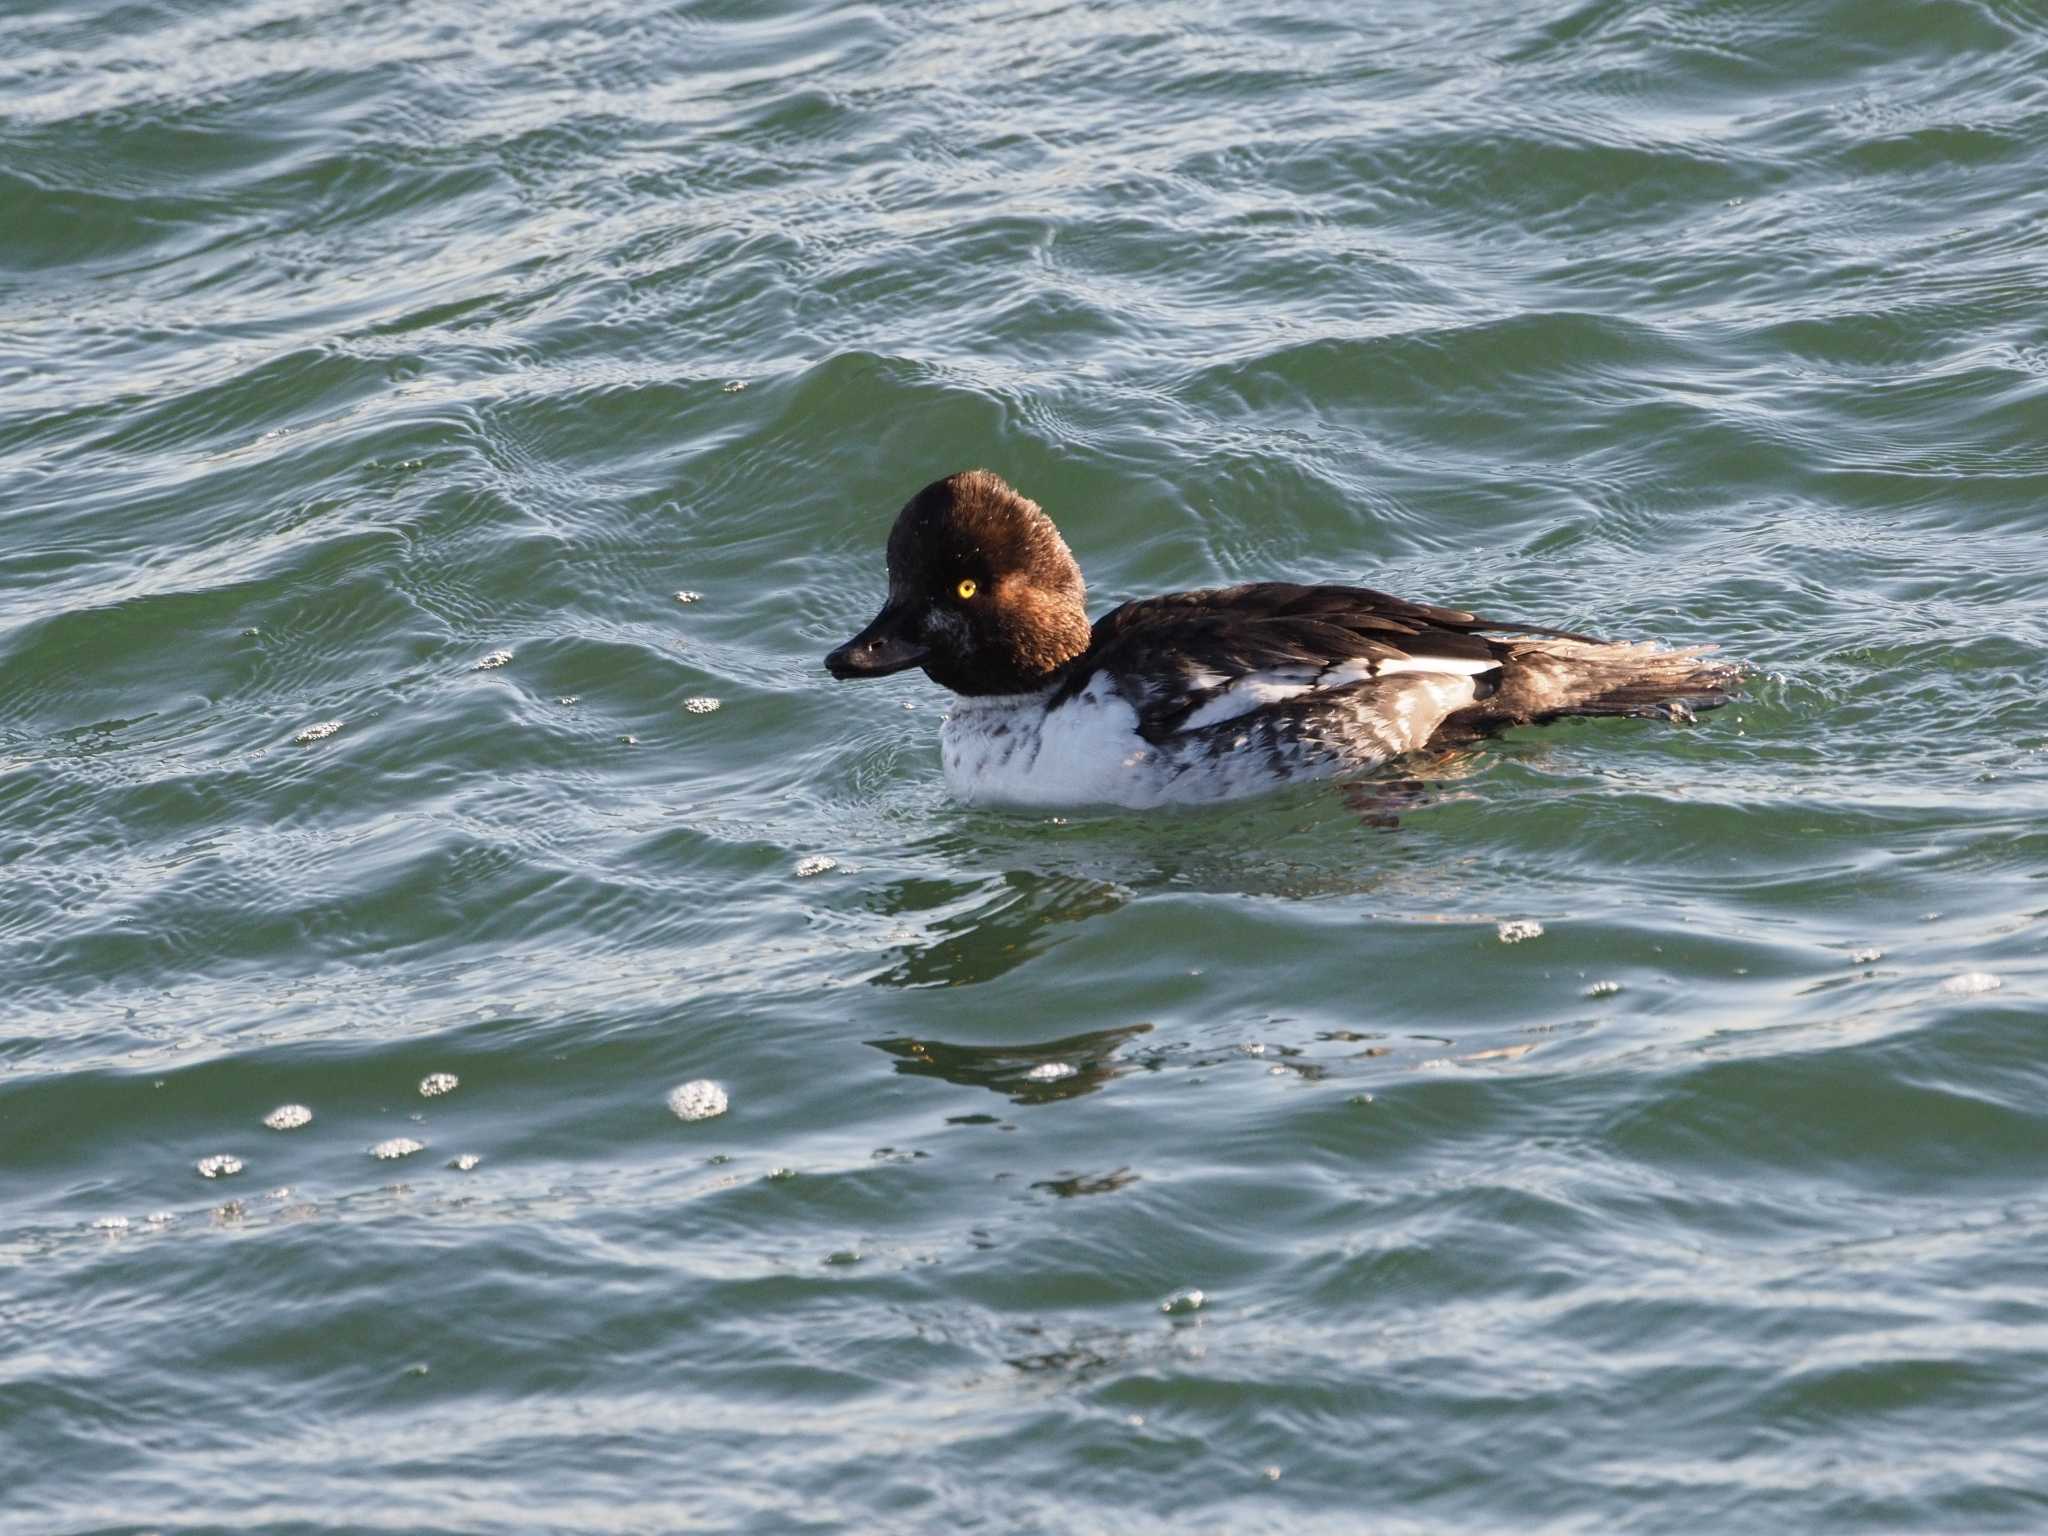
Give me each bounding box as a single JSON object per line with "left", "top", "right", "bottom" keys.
{"left": 4, "top": 0, "right": 2047, "bottom": 1530}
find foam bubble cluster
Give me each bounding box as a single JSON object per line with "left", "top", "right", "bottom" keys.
{"left": 93, "top": 1215, "right": 130, "bottom": 1232}
{"left": 1497, "top": 920, "right": 1544, "bottom": 944}
{"left": 451, "top": 1153, "right": 482, "bottom": 1172}
{"left": 196, "top": 1154, "right": 244, "bottom": 1179}
{"left": 1025, "top": 1062, "right": 1077, "bottom": 1082}
{"left": 667, "top": 1080, "right": 729, "bottom": 1121}
{"left": 674, "top": 590, "right": 703, "bottom": 603}
{"left": 293, "top": 720, "right": 343, "bottom": 745}
{"left": 418, "top": 1072, "right": 459, "bottom": 1098}
{"left": 475, "top": 650, "right": 513, "bottom": 670}
{"left": 370, "top": 1137, "right": 426, "bottom": 1160}
{"left": 1160, "top": 1287, "right": 1206, "bottom": 1315}
{"left": 1941, "top": 972, "right": 2002, "bottom": 996}
{"left": 683, "top": 696, "right": 721, "bottom": 714}
{"left": 264, "top": 1104, "right": 313, "bottom": 1130}
{"left": 794, "top": 855, "right": 838, "bottom": 877}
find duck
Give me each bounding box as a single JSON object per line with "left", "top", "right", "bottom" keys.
{"left": 824, "top": 470, "right": 1740, "bottom": 809}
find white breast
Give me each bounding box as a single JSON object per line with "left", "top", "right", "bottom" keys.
{"left": 941, "top": 677, "right": 1165, "bottom": 809}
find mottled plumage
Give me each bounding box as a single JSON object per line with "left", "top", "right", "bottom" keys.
{"left": 826, "top": 471, "right": 1741, "bottom": 809}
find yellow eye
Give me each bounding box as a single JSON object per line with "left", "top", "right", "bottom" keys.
{"left": 955, "top": 578, "right": 978, "bottom": 600}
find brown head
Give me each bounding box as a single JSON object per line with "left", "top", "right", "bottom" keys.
{"left": 825, "top": 471, "right": 1093, "bottom": 696}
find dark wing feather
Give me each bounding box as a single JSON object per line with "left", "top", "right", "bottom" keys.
{"left": 1054, "top": 582, "right": 1596, "bottom": 744}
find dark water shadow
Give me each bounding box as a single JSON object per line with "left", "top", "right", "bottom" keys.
{"left": 866, "top": 1021, "right": 1154, "bottom": 1104}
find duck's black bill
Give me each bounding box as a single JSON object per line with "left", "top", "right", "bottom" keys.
{"left": 825, "top": 604, "right": 928, "bottom": 680}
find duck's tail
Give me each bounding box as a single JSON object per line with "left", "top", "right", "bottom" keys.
{"left": 1443, "top": 636, "right": 1744, "bottom": 737}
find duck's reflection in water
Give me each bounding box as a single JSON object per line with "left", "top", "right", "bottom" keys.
{"left": 866, "top": 1021, "right": 1153, "bottom": 1105}
{"left": 864, "top": 870, "right": 1126, "bottom": 990}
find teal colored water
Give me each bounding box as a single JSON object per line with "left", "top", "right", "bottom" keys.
{"left": 5, "top": 0, "right": 2047, "bottom": 1529}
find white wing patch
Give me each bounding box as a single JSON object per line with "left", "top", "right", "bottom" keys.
{"left": 1374, "top": 656, "right": 1499, "bottom": 678}
{"left": 1175, "top": 655, "right": 1499, "bottom": 733}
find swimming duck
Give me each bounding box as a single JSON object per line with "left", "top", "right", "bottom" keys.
{"left": 825, "top": 470, "right": 1738, "bottom": 808}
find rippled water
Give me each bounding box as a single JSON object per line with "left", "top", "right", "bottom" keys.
{"left": 5, "top": 0, "right": 2047, "bottom": 1529}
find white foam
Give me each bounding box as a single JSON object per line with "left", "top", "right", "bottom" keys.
{"left": 264, "top": 1104, "right": 312, "bottom": 1130}
{"left": 451, "top": 1153, "right": 482, "bottom": 1172}
{"left": 667, "top": 1080, "right": 729, "bottom": 1121}
{"left": 93, "top": 1215, "right": 130, "bottom": 1232}
{"left": 1160, "top": 1287, "right": 1205, "bottom": 1315}
{"left": 370, "top": 1137, "right": 426, "bottom": 1160}
{"left": 1851, "top": 947, "right": 1885, "bottom": 965}
{"left": 196, "top": 1154, "right": 244, "bottom": 1178}
{"left": 683, "top": 696, "right": 721, "bottom": 714}
{"left": 419, "top": 1072, "right": 459, "bottom": 1098}
{"left": 794, "top": 855, "right": 838, "bottom": 877}
{"left": 475, "top": 650, "right": 513, "bottom": 670}
{"left": 1497, "top": 920, "right": 1544, "bottom": 944}
{"left": 293, "top": 720, "right": 343, "bottom": 745}
{"left": 1024, "top": 1062, "right": 1077, "bottom": 1082}
{"left": 1941, "top": 972, "right": 2002, "bottom": 996}
{"left": 674, "top": 590, "right": 703, "bottom": 603}
{"left": 1586, "top": 980, "right": 1622, "bottom": 998}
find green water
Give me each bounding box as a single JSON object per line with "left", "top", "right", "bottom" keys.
{"left": 5, "top": 0, "right": 2047, "bottom": 1530}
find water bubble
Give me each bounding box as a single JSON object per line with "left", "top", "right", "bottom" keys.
{"left": 1238, "top": 1042, "right": 1268, "bottom": 1057}
{"left": 683, "top": 696, "right": 721, "bottom": 714}
{"left": 1261, "top": 1466, "right": 1282, "bottom": 1482}
{"left": 794, "top": 855, "right": 838, "bottom": 877}
{"left": 766, "top": 1167, "right": 796, "bottom": 1181}
{"left": 674, "top": 590, "right": 703, "bottom": 603}
{"left": 1941, "top": 972, "right": 2002, "bottom": 996}
{"left": 721, "top": 380, "right": 747, "bottom": 393}
{"left": 293, "top": 720, "right": 343, "bottom": 745}
{"left": 667, "top": 1080, "right": 729, "bottom": 1121}
{"left": 1348, "top": 1093, "right": 1375, "bottom": 1106}
{"left": 267, "top": 1187, "right": 292, "bottom": 1201}
{"left": 1497, "top": 920, "right": 1544, "bottom": 944}
{"left": 263, "top": 1104, "right": 312, "bottom": 1130}
{"left": 474, "top": 650, "right": 513, "bottom": 670}
{"left": 93, "top": 1215, "right": 130, "bottom": 1232}
{"left": 619, "top": 734, "right": 638, "bottom": 745}
{"left": 1024, "top": 1062, "right": 1077, "bottom": 1082}
{"left": 1586, "top": 980, "right": 1622, "bottom": 998}
{"left": 418, "top": 1072, "right": 459, "bottom": 1098}
{"left": 556, "top": 695, "right": 580, "bottom": 705}
{"left": 370, "top": 1138, "right": 425, "bottom": 1160}
{"left": 145, "top": 1211, "right": 175, "bottom": 1227}
{"left": 1160, "top": 1287, "right": 1205, "bottom": 1315}
{"left": 196, "top": 1154, "right": 244, "bottom": 1179}
{"left": 1850, "top": 948, "right": 1884, "bottom": 965}
{"left": 451, "top": 1153, "right": 482, "bottom": 1172}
